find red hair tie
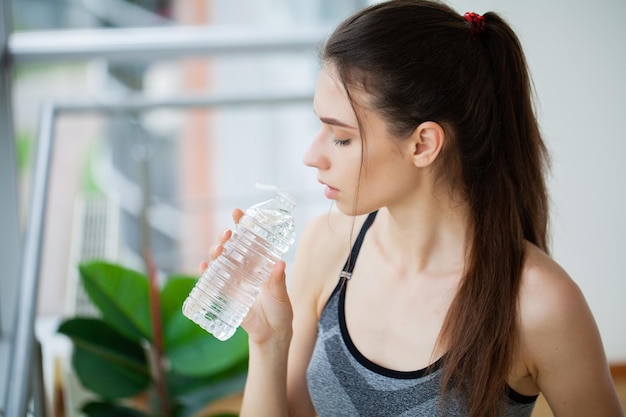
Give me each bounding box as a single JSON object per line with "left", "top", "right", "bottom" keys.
{"left": 464, "top": 12, "right": 485, "bottom": 37}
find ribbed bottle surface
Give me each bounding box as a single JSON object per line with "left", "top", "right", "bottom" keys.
{"left": 182, "top": 191, "right": 295, "bottom": 341}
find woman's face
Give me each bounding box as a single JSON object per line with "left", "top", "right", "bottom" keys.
{"left": 303, "top": 65, "right": 421, "bottom": 216}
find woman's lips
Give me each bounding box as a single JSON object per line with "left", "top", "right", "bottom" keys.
{"left": 318, "top": 179, "right": 339, "bottom": 199}
{"left": 323, "top": 183, "right": 339, "bottom": 199}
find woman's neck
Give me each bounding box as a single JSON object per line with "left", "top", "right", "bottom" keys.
{"left": 374, "top": 190, "right": 471, "bottom": 277}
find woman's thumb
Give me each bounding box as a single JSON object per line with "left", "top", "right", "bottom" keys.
{"left": 266, "top": 261, "right": 288, "bottom": 302}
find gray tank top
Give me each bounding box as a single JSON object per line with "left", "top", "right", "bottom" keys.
{"left": 306, "top": 211, "right": 537, "bottom": 416}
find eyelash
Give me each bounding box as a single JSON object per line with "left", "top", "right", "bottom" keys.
{"left": 332, "top": 138, "right": 352, "bottom": 147}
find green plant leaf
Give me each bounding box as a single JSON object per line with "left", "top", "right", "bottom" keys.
{"left": 160, "top": 275, "right": 197, "bottom": 335}
{"left": 160, "top": 277, "right": 249, "bottom": 377}
{"left": 167, "top": 358, "right": 247, "bottom": 398}
{"left": 167, "top": 364, "right": 246, "bottom": 417}
{"left": 167, "top": 326, "right": 249, "bottom": 378}
{"left": 82, "top": 401, "right": 150, "bottom": 417}
{"left": 58, "top": 318, "right": 150, "bottom": 399}
{"left": 160, "top": 277, "right": 202, "bottom": 350}
{"left": 79, "top": 261, "right": 152, "bottom": 342}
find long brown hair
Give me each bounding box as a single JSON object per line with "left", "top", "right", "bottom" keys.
{"left": 322, "top": 1, "right": 550, "bottom": 416}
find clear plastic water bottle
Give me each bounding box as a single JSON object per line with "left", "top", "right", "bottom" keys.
{"left": 182, "top": 185, "right": 296, "bottom": 341}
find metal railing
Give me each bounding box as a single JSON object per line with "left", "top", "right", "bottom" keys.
{"left": 8, "top": 25, "right": 327, "bottom": 63}
{"left": 0, "top": 0, "right": 22, "bottom": 415}
{"left": 2, "top": 23, "right": 326, "bottom": 417}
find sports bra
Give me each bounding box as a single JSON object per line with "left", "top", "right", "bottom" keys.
{"left": 306, "top": 211, "right": 538, "bottom": 416}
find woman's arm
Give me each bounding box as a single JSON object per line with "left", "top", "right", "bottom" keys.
{"left": 521, "top": 246, "right": 624, "bottom": 417}
{"left": 239, "top": 212, "right": 347, "bottom": 417}
{"left": 203, "top": 209, "right": 295, "bottom": 417}
{"left": 239, "top": 261, "right": 294, "bottom": 417}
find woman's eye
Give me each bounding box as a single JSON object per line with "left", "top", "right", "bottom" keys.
{"left": 332, "top": 138, "right": 352, "bottom": 147}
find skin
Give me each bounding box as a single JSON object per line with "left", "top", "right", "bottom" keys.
{"left": 203, "top": 65, "right": 624, "bottom": 417}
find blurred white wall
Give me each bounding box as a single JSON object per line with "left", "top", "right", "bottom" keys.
{"left": 442, "top": 0, "right": 626, "bottom": 362}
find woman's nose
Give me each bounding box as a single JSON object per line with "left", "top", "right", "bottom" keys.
{"left": 303, "top": 132, "right": 330, "bottom": 170}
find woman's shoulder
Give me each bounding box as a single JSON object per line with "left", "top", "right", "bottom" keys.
{"left": 516, "top": 242, "right": 608, "bottom": 389}
{"left": 298, "top": 210, "right": 367, "bottom": 254}
{"left": 518, "top": 243, "right": 587, "bottom": 331}
{"left": 516, "top": 247, "right": 621, "bottom": 414}
{"left": 290, "top": 211, "right": 369, "bottom": 313}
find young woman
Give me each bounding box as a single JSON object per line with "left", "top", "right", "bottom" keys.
{"left": 206, "top": 1, "right": 624, "bottom": 416}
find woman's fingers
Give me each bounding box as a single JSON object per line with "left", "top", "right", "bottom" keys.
{"left": 198, "top": 260, "right": 209, "bottom": 274}
{"left": 198, "top": 210, "right": 242, "bottom": 274}
{"left": 208, "top": 228, "right": 232, "bottom": 260}
{"left": 241, "top": 260, "right": 293, "bottom": 344}
{"left": 232, "top": 208, "right": 244, "bottom": 224}
{"left": 200, "top": 243, "right": 222, "bottom": 274}
{"left": 219, "top": 228, "right": 233, "bottom": 244}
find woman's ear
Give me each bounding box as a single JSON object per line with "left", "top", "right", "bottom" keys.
{"left": 410, "top": 121, "right": 445, "bottom": 168}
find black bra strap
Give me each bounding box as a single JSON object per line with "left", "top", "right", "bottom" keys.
{"left": 340, "top": 211, "right": 378, "bottom": 280}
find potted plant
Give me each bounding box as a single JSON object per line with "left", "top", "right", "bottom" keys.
{"left": 58, "top": 259, "right": 248, "bottom": 417}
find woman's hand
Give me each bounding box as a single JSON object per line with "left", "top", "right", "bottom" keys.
{"left": 241, "top": 260, "right": 293, "bottom": 346}
{"left": 200, "top": 209, "right": 294, "bottom": 346}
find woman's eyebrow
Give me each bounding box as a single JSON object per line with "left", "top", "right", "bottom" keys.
{"left": 319, "top": 116, "right": 357, "bottom": 129}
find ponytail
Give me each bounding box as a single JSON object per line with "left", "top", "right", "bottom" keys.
{"left": 439, "top": 11, "right": 550, "bottom": 417}
{"left": 481, "top": 11, "right": 550, "bottom": 252}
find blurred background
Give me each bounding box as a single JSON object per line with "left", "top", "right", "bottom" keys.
{"left": 1, "top": 0, "right": 624, "bottom": 416}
